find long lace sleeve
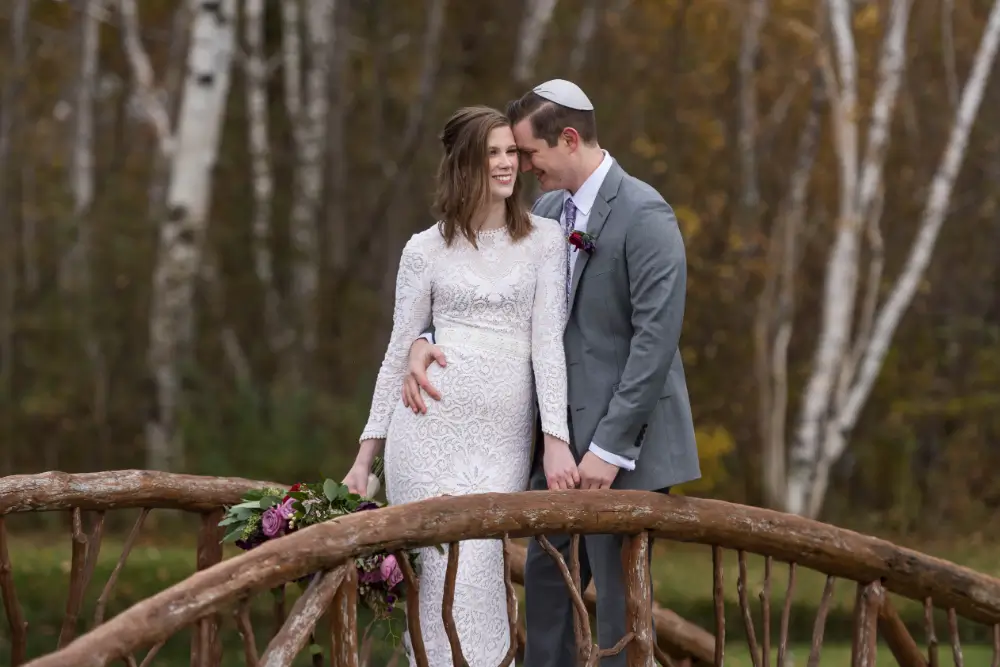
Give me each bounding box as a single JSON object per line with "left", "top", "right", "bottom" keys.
{"left": 359, "top": 233, "right": 434, "bottom": 441}
{"left": 531, "top": 221, "right": 570, "bottom": 443}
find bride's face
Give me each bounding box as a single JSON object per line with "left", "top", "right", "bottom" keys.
{"left": 486, "top": 126, "right": 518, "bottom": 202}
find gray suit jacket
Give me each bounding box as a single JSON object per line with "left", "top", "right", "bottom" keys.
{"left": 530, "top": 159, "right": 700, "bottom": 492}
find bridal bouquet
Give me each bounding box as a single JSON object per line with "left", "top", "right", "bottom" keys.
{"left": 219, "top": 457, "right": 418, "bottom": 619}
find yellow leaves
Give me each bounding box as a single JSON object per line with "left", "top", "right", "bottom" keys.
{"left": 674, "top": 424, "right": 735, "bottom": 496}
{"left": 631, "top": 135, "right": 660, "bottom": 160}
{"left": 674, "top": 205, "right": 702, "bottom": 240}
{"left": 854, "top": 3, "right": 880, "bottom": 34}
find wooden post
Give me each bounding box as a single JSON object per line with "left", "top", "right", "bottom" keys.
{"left": 623, "top": 532, "right": 654, "bottom": 667}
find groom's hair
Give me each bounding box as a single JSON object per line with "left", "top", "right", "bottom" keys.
{"left": 506, "top": 92, "right": 598, "bottom": 148}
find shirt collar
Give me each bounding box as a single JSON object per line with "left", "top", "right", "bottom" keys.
{"left": 564, "top": 150, "right": 613, "bottom": 216}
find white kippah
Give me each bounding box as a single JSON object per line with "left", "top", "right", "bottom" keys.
{"left": 531, "top": 79, "right": 594, "bottom": 111}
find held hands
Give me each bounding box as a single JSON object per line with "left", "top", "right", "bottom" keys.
{"left": 401, "top": 338, "right": 448, "bottom": 414}
{"left": 542, "top": 434, "right": 580, "bottom": 490}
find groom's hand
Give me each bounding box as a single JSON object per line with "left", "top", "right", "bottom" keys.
{"left": 578, "top": 452, "right": 619, "bottom": 490}
{"left": 401, "top": 338, "right": 447, "bottom": 414}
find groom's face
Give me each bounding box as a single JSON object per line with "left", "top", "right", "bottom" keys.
{"left": 512, "top": 119, "right": 573, "bottom": 192}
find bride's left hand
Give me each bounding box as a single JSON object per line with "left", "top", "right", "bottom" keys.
{"left": 343, "top": 462, "right": 372, "bottom": 496}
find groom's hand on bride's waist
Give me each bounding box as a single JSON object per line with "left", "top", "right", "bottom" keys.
{"left": 578, "top": 452, "right": 619, "bottom": 490}
{"left": 401, "top": 338, "right": 448, "bottom": 414}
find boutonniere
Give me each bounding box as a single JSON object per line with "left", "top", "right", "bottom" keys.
{"left": 567, "top": 230, "right": 596, "bottom": 254}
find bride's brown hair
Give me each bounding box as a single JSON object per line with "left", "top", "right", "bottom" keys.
{"left": 432, "top": 106, "right": 532, "bottom": 248}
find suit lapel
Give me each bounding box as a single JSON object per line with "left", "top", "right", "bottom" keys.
{"left": 568, "top": 162, "right": 624, "bottom": 310}
{"left": 568, "top": 197, "right": 609, "bottom": 306}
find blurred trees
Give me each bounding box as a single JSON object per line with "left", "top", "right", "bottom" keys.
{"left": 1, "top": 0, "right": 999, "bottom": 534}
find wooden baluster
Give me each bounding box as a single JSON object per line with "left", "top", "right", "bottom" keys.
{"left": 712, "top": 546, "right": 725, "bottom": 667}
{"left": 192, "top": 509, "right": 225, "bottom": 667}
{"left": 991, "top": 624, "right": 999, "bottom": 667}
{"left": 877, "top": 596, "right": 927, "bottom": 667}
{"left": 259, "top": 567, "right": 348, "bottom": 667}
{"left": 947, "top": 608, "right": 963, "bottom": 667}
{"left": 850, "top": 581, "right": 884, "bottom": 667}
{"left": 760, "top": 556, "right": 771, "bottom": 667}
{"left": 233, "top": 596, "right": 260, "bottom": 667}
{"left": 737, "top": 550, "right": 761, "bottom": 667}
{"left": 138, "top": 640, "right": 165, "bottom": 667}
{"left": 94, "top": 508, "right": 150, "bottom": 626}
{"left": 924, "top": 598, "right": 938, "bottom": 667}
{"left": 536, "top": 534, "right": 593, "bottom": 666}
{"left": 569, "top": 534, "right": 587, "bottom": 663}
{"left": 0, "top": 515, "right": 28, "bottom": 666}
{"left": 396, "top": 549, "right": 430, "bottom": 667}
{"left": 331, "top": 567, "right": 359, "bottom": 667}
{"left": 58, "top": 507, "right": 90, "bottom": 648}
{"left": 442, "top": 542, "right": 469, "bottom": 667}
{"left": 497, "top": 535, "right": 519, "bottom": 667}
{"left": 805, "top": 575, "right": 836, "bottom": 667}
{"left": 776, "top": 562, "right": 796, "bottom": 667}
{"left": 623, "top": 531, "right": 654, "bottom": 667}
{"left": 273, "top": 586, "right": 287, "bottom": 639}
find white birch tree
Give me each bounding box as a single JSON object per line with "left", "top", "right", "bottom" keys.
{"left": 145, "top": 0, "right": 237, "bottom": 471}
{"left": 784, "top": 0, "right": 1000, "bottom": 517}
{"left": 512, "top": 0, "right": 559, "bottom": 84}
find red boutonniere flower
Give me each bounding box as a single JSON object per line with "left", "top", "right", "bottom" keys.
{"left": 568, "top": 230, "right": 596, "bottom": 254}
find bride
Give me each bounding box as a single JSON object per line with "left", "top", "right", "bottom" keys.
{"left": 343, "top": 105, "right": 574, "bottom": 666}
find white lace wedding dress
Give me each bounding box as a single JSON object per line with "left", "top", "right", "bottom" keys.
{"left": 359, "top": 215, "right": 570, "bottom": 666}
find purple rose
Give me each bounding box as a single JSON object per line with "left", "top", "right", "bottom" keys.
{"left": 380, "top": 555, "right": 404, "bottom": 589}
{"left": 261, "top": 507, "right": 285, "bottom": 538}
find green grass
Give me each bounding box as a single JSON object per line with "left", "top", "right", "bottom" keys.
{"left": 2, "top": 523, "right": 999, "bottom": 666}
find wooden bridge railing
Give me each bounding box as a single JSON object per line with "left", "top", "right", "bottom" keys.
{"left": 2, "top": 471, "right": 1000, "bottom": 667}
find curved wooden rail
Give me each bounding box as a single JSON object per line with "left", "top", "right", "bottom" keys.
{"left": 5, "top": 481, "right": 1000, "bottom": 667}
{"left": 0, "top": 471, "right": 713, "bottom": 665}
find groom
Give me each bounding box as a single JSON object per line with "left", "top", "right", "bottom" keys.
{"left": 402, "top": 80, "right": 701, "bottom": 667}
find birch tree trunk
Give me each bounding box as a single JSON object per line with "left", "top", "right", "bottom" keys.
{"left": 755, "top": 73, "right": 824, "bottom": 509}
{"left": 512, "top": 0, "right": 558, "bottom": 84}
{"left": 243, "top": 0, "right": 283, "bottom": 355}
{"left": 784, "top": 0, "right": 1000, "bottom": 517}
{"left": 294, "top": 0, "right": 333, "bottom": 362}
{"left": 737, "top": 0, "right": 769, "bottom": 228}
{"left": 67, "top": 0, "right": 110, "bottom": 453}
{"left": 785, "top": 0, "right": 913, "bottom": 516}
{"left": 326, "top": 0, "right": 348, "bottom": 272}
{"left": 568, "top": 0, "right": 600, "bottom": 77}
{"left": 801, "top": 0, "right": 1000, "bottom": 519}
{"left": 145, "top": 0, "right": 237, "bottom": 471}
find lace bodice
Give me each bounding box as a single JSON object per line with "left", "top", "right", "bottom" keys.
{"left": 360, "top": 215, "right": 570, "bottom": 444}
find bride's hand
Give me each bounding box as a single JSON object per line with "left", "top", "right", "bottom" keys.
{"left": 344, "top": 439, "right": 383, "bottom": 496}
{"left": 343, "top": 462, "right": 371, "bottom": 496}
{"left": 542, "top": 435, "right": 580, "bottom": 490}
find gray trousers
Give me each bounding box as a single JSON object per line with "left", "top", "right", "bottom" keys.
{"left": 521, "top": 488, "right": 668, "bottom": 667}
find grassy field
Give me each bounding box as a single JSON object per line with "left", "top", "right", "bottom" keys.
{"left": 2, "top": 521, "right": 998, "bottom": 665}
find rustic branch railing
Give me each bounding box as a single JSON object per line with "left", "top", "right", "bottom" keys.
{"left": 2, "top": 471, "right": 1000, "bottom": 667}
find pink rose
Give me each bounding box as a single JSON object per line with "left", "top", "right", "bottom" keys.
{"left": 380, "top": 555, "right": 404, "bottom": 589}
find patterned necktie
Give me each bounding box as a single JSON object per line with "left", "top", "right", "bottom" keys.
{"left": 563, "top": 198, "right": 577, "bottom": 303}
